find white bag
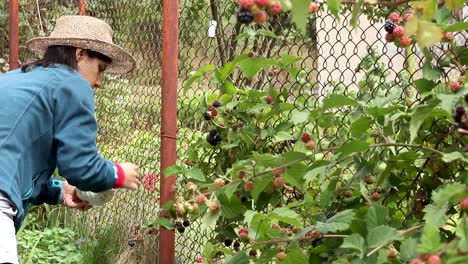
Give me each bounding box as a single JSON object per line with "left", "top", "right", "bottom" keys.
{"left": 76, "top": 189, "right": 117, "bottom": 206}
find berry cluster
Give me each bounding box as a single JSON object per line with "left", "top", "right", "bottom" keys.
{"left": 308, "top": 2, "right": 319, "bottom": 14}
{"left": 236, "top": 0, "right": 283, "bottom": 25}
{"left": 447, "top": 76, "right": 465, "bottom": 93}
{"left": 206, "top": 129, "right": 222, "bottom": 146}
{"left": 142, "top": 173, "right": 158, "bottom": 192}
{"left": 383, "top": 12, "right": 413, "bottom": 48}
{"left": 301, "top": 132, "right": 316, "bottom": 149}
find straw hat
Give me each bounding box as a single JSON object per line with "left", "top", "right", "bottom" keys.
{"left": 26, "top": 15, "right": 136, "bottom": 74}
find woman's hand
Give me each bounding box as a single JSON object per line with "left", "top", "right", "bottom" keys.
{"left": 61, "top": 180, "right": 91, "bottom": 211}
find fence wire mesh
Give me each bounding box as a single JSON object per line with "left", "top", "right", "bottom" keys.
{"left": 1, "top": 0, "right": 466, "bottom": 263}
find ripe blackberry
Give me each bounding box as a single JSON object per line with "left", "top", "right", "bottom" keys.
{"left": 249, "top": 249, "right": 257, "bottom": 256}
{"left": 454, "top": 105, "right": 465, "bottom": 122}
{"left": 241, "top": 196, "right": 248, "bottom": 203}
{"left": 465, "top": 93, "right": 468, "bottom": 103}
{"left": 183, "top": 219, "right": 190, "bottom": 227}
{"left": 209, "top": 129, "right": 218, "bottom": 136}
{"left": 212, "top": 100, "right": 222, "bottom": 107}
{"left": 177, "top": 226, "right": 186, "bottom": 233}
{"left": 207, "top": 130, "right": 222, "bottom": 146}
{"left": 237, "top": 8, "right": 254, "bottom": 24}
{"left": 384, "top": 20, "right": 396, "bottom": 34}
{"left": 224, "top": 239, "right": 232, "bottom": 247}
{"left": 233, "top": 240, "right": 241, "bottom": 248}
{"left": 311, "top": 238, "right": 323, "bottom": 247}
{"left": 203, "top": 112, "right": 211, "bottom": 121}
{"left": 174, "top": 221, "right": 183, "bottom": 227}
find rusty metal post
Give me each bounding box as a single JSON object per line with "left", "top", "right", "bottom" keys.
{"left": 78, "top": 0, "right": 86, "bottom": 15}
{"left": 159, "top": 0, "right": 179, "bottom": 263}
{"left": 8, "top": 0, "right": 19, "bottom": 70}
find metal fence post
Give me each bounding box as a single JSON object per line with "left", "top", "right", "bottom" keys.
{"left": 78, "top": 0, "right": 86, "bottom": 15}
{"left": 160, "top": 0, "right": 179, "bottom": 263}
{"left": 8, "top": 0, "right": 19, "bottom": 70}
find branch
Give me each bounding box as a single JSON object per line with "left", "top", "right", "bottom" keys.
{"left": 367, "top": 224, "right": 424, "bottom": 257}
{"left": 251, "top": 234, "right": 349, "bottom": 246}
{"left": 341, "top": 0, "right": 412, "bottom": 6}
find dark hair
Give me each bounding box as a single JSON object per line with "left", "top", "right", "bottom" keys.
{"left": 21, "top": 45, "right": 112, "bottom": 72}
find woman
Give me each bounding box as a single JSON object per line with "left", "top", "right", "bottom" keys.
{"left": 0, "top": 15, "right": 140, "bottom": 263}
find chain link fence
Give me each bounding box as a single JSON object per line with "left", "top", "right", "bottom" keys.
{"left": 2, "top": 0, "right": 466, "bottom": 263}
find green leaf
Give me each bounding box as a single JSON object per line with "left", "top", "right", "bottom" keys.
{"left": 303, "top": 161, "right": 328, "bottom": 181}
{"left": 226, "top": 252, "right": 249, "bottom": 264}
{"left": 281, "top": 241, "right": 308, "bottom": 264}
{"left": 367, "top": 226, "right": 403, "bottom": 249}
{"left": 291, "top": 111, "right": 310, "bottom": 125}
{"left": 238, "top": 58, "right": 262, "bottom": 78}
{"left": 337, "top": 140, "right": 371, "bottom": 157}
{"left": 290, "top": 0, "right": 310, "bottom": 35}
{"left": 414, "top": 78, "right": 436, "bottom": 94}
{"left": 417, "top": 20, "right": 443, "bottom": 47}
{"left": 421, "top": 0, "right": 438, "bottom": 20}
{"left": 445, "top": 0, "right": 465, "bottom": 11}
{"left": 446, "top": 21, "right": 468, "bottom": 32}
{"left": 223, "top": 181, "right": 241, "bottom": 200}
{"left": 341, "top": 234, "right": 365, "bottom": 258}
{"left": 417, "top": 223, "right": 444, "bottom": 253}
{"left": 350, "top": 117, "right": 372, "bottom": 139}
{"left": 281, "top": 54, "right": 301, "bottom": 67}
{"left": 422, "top": 204, "right": 448, "bottom": 228}
{"left": 252, "top": 174, "right": 274, "bottom": 202}
{"left": 269, "top": 208, "right": 302, "bottom": 227}
{"left": 147, "top": 217, "right": 173, "bottom": 230}
{"left": 400, "top": 238, "right": 419, "bottom": 261}
{"left": 273, "top": 131, "right": 295, "bottom": 143}
{"left": 322, "top": 94, "right": 359, "bottom": 110}
{"left": 350, "top": 0, "right": 364, "bottom": 28}
{"left": 218, "top": 194, "right": 245, "bottom": 219}
{"left": 220, "top": 80, "right": 237, "bottom": 95}
{"left": 183, "top": 64, "right": 215, "bottom": 93}
{"left": 435, "top": 8, "right": 454, "bottom": 24}
{"left": 436, "top": 93, "right": 460, "bottom": 115}
{"left": 409, "top": 105, "right": 434, "bottom": 142}
{"left": 163, "top": 165, "right": 185, "bottom": 177}
{"left": 186, "top": 168, "right": 206, "bottom": 182}
{"left": 327, "top": 209, "right": 355, "bottom": 225}
{"left": 423, "top": 62, "right": 442, "bottom": 80}
{"left": 442, "top": 152, "right": 468, "bottom": 163}
{"left": 327, "top": 0, "right": 342, "bottom": 20}
{"left": 366, "top": 205, "right": 389, "bottom": 230}
{"left": 257, "top": 29, "right": 278, "bottom": 38}
{"left": 201, "top": 210, "right": 221, "bottom": 231}
{"left": 315, "top": 221, "right": 352, "bottom": 233}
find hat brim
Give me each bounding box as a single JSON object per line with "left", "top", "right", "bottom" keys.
{"left": 26, "top": 37, "right": 136, "bottom": 74}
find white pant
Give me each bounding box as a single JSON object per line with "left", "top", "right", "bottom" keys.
{"left": 0, "top": 192, "right": 18, "bottom": 264}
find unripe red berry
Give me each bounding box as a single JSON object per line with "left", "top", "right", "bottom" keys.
{"left": 269, "top": 2, "right": 283, "bottom": 15}
{"left": 210, "top": 109, "right": 218, "bottom": 117}
{"left": 460, "top": 197, "right": 468, "bottom": 211}
{"left": 385, "top": 33, "right": 394, "bottom": 42}
{"left": 249, "top": 249, "right": 257, "bottom": 256}
{"left": 277, "top": 251, "right": 286, "bottom": 260}
{"left": 450, "top": 81, "right": 461, "bottom": 93}
{"left": 403, "top": 13, "right": 413, "bottom": 23}
{"left": 364, "top": 175, "right": 374, "bottom": 184}
{"left": 253, "top": 10, "right": 268, "bottom": 23}
{"left": 371, "top": 192, "right": 380, "bottom": 201}
{"left": 248, "top": 51, "right": 255, "bottom": 57}
{"left": 184, "top": 159, "right": 192, "bottom": 166}
{"left": 388, "top": 12, "right": 400, "bottom": 23}
{"left": 244, "top": 180, "right": 254, "bottom": 191}
{"left": 195, "top": 256, "right": 205, "bottom": 263}
{"left": 272, "top": 167, "right": 283, "bottom": 176}
{"left": 231, "top": 123, "right": 239, "bottom": 130}
{"left": 273, "top": 177, "right": 285, "bottom": 188}
{"left": 272, "top": 223, "right": 281, "bottom": 229}
{"left": 393, "top": 26, "right": 405, "bottom": 37}
{"left": 238, "top": 227, "right": 249, "bottom": 240}
{"left": 308, "top": 2, "right": 319, "bottom": 14}
{"left": 195, "top": 194, "right": 207, "bottom": 204}
{"left": 344, "top": 190, "right": 353, "bottom": 197}
{"left": 399, "top": 36, "right": 412, "bottom": 47}
{"left": 254, "top": 0, "right": 271, "bottom": 8}
{"left": 185, "top": 181, "right": 198, "bottom": 192}
{"left": 239, "top": 169, "right": 247, "bottom": 178}
{"left": 443, "top": 32, "right": 454, "bottom": 42}
{"left": 208, "top": 200, "right": 220, "bottom": 212}
{"left": 409, "top": 259, "right": 423, "bottom": 264}
{"left": 208, "top": 105, "right": 215, "bottom": 111}
{"left": 427, "top": 255, "right": 441, "bottom": 264}
{"left": 238, "top": 0, "right": 255, "bottom": 9}
{"left": 310, "top": 230, "right": 321, "bottom": 238}
{"left": 265, "top": 95, "right": 273, "bottom": 104}
{"left": 214, "top": 178, "right": 225, "bottom": 188}
{"left": 301, "top": 132, "right": 311, "bottom": 143}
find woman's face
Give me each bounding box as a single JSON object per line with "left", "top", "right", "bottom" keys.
{"left": 75, "top": 48, "right": 109, "bottom": 89}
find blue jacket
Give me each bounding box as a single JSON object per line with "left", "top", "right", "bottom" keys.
{"left": 0, "top": 65, "right": 118, "bottom": 231}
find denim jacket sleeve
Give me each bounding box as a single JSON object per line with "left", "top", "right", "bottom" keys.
{"left": 52, "top": 75, "right": 117, "bottom": 192}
